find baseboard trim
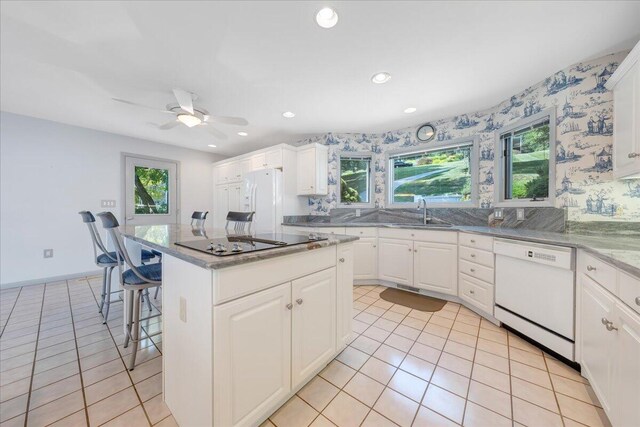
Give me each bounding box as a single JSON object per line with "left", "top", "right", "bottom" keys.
{"left": 1, "top": 269, "right": 103, "bottom": 290}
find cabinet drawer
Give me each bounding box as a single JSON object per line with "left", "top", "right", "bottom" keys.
{"left": 459, "top": 259, "right": 494, "bottom": 284}
{"left": 345, "top": 227, "right": 378, "bottom": 238}
{"left": 619, "top": 271, "right": 640, "bottom": 315}
{"left": 377, "top": 228, "right": 457, "bottom": 244}
{"left": 459, "top": 246, "right": 494, "bottom": 268}
{"left": 459, "top": 272, "right": 494, "bottom": 314}
{"left": 581, "top": 252, "right": 617, "bottom": 294}
{"left": 459, "top": 233, "right": 493, "bottom": 251}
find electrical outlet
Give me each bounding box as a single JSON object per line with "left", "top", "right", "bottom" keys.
{"left": 43, "top": 249, "right": 53, "bottom": 258}
{"left": 179, "top": 297, "right": 187, "bottom": 322}
{"left": 101, "top": 200, "right": 116, "bottom": 208}
{"left": 355, "top": 209, "right": 361, "bottom": 217}
{"left": 493, "top": 208, "right": 504, "bottom": 219}
{"left": 516, "top": 208, "right": 525, "bottom": 221}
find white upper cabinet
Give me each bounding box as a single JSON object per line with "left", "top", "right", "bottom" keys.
{"left": 264, "top": 148, "right": 283, "bottom": 169}
{"left": 296, "top": 143, "right": 328, "bottom": 195}
{"left": 606, "top": 41, "right": 640, "bottom": 179}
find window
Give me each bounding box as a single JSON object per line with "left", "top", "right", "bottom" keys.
{"left": 339, "top": 153, "right": 372, "bottom": 205}
{"left": 134, "top": 166, "right": 170, "bottom": 214}
{"left": 496, "top": 108, "right": 555, "bottom": 205}
{"left": 388, "top": 139, "right": 476, "bottom": 206}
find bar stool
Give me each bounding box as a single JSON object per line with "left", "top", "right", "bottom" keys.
{"left": 79, "top": 211, "right": 156, "bottom": 323}
{"left": 96, "top": 212, "right": 162, "bottom": 370}
{"left": 225, "top": 211, "right": 255, "bottom": 234}
{"left": 191, "top": 211, "right": 209, "bottom": 227}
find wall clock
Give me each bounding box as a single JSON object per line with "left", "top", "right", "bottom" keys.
{"left": 416, "top": 123, "right": 436, "bottom": 142}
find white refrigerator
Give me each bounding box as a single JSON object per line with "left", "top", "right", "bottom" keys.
{"left": 242, "top": 169, "right": 283, "bottom": 234}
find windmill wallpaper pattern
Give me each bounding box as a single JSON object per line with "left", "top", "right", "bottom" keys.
{"left": 294, "top": 50, "right": 640, "bottom": 222}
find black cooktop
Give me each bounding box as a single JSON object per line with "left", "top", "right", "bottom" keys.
{"left": 175, "top": 233, "right": 328, "bottom": 256}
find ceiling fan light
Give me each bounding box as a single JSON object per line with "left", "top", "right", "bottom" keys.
{"left": 177, "top": 114, "right": 202, "bottom": 127}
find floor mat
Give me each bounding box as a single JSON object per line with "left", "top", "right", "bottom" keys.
{"left": 379, "top": 288, "right": 447, "bottom": 312}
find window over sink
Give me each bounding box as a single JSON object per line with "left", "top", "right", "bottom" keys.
{"left": 387, "top": 137, "right": 477, "bottom": 207}
{"left": 339, "top": 153, "right": 373, "bottom": 206}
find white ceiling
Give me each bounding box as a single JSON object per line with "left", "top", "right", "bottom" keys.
{"left": 1, "top": 1, "right": 639, "bottom": 157}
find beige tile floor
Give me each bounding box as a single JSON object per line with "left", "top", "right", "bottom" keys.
{"left": 1, "top": 279, "right": 611, "bottom": 427}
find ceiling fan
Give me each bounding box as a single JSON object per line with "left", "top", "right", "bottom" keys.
{"left": 112, "top": 89, "right": 248, "bottom": 139}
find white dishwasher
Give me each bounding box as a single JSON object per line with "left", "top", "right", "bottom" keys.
{"left": 494, "top": 238, "right": 576, "bottom": 360}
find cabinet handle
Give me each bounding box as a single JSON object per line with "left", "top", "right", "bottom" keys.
{"left": 263, "top": 163, "right": 267, "bottom": 166}
{"left": 470, "top": 239, "right": 476, "bottom": 243}
{"left": 587, "top": 265, "right": 596, "bottom": 271}
{"left": 339, "top": 258, "right": 345, "bottom": 263}
{"left": 601, "top": 317, "right": 618, "bottom": 331}
{"left": 310, "top": 185, "right": 314, "bottom": 188}
{"left": 469, "top": 290, "right": 475, "bottom": 295}
{"left": 414, "top": 249, "right": 417, "bottom": 252}
{"left": 296, "top": 298, "right": 303, "bottom": 305}
{"left": 286, "top": 303, "right": 293, "bottom": 310}
{"left": 636, "top": 296, "right": 640, "bottom": 306}
{"left": 470, "top": 254, "right": 476, "bottom": 258}
{"left": 373, "top": 245, "right": 376, "bottom": 248}
{"left": 628, "top": 152, "right": 639, "bottom": 158}
{"left": 470, "top": 268, "right": 476, "bottom": 273}
{"left": 408, "top": 248, "right": 412, "bottom": 252}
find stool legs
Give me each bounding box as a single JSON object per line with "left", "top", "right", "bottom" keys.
{"left": 153, "top": 285, "right": 160, "bottom": 300}
{"left": 124, "top": 289, "right": 134, "bottom": 349}
{"left": 98, "top": 267, "right": 108, "bottom": 314}
{"left": 102, "top": 267, "right": 114, "bottom": 324}
{"left": 128, "top": 289, "right": 142, "bottom": 371}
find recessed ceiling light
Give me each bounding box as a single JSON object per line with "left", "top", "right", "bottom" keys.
{"left": 316, "top": 7, "right": 338, "bottom": 29}
{"left": 404, "top": 107, "right": 417, "bottom": 114}
{"left": 371, "top": 72, "right": 391, "bottom": 84}
{"left": 237, "top": 131, "right": 248, "bottom": 136}
{"left": 282, "top": 111, "right": 296, "bottom": 118}
{"left": 207, "top": 144, "right": 217, "bottom": 148}
{"left": 177, "top": 114, "right": 202, "bottom": 127}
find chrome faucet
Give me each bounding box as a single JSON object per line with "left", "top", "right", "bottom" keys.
{"left": 417, "top": 199, "right": 430, "bottom": 225}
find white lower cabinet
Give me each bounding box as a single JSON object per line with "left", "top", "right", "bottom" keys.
{"left": 580, "top": 274, "right": 616, "bottom": 414}
{"left": 378, "top": 238, "right": 413, "bottom": 285}
{"left": 611, "top": 303, "right": 640, "bottom": 427}
{"left": 213, "top": 261, "right": 345, "bottom": 427}
{"left": 413, "top": 241, "right": 458, "bottom": 295}
{"left": 353, "top": 237, "right": 378, "bottom": 280}
{"left": 337, "top": 244, "right": 354, "bottom": 348}
{"left": 292, "top": 268, "right": 336, "bottom": 385}
{"left": 213, "top": 283, "right": 292, "bottom": 427}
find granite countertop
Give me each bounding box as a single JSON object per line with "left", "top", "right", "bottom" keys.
{"left": 121, "top": 224, "right": 358, "bottom": 270}
{"left": 282, "top": 222, "right": 640, "bottom": 277}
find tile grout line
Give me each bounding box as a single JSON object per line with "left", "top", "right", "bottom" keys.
{"left": 22, "top": 284, "right": 47, "bottom": 427}
{"left": 543, "top": 353, "right": 567, "bottom": 427}
{"left": 65, "top": 279, "right": 94, "bottom": 427}
{"left": 84, "top": 278, "right": 156, "bottom": 426}
{"left": 0, "top": 286, "right": 24, "bottom": 338}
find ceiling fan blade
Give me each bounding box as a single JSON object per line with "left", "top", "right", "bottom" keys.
{"left": 112, "top": 98, "right": 173, "bottom": 114}
{"left": 172, "top": 88, "right": 194, "bottom": 114}
{"left": 158, "top": 120, "right": 181, "bottom": 130}
{"left": 206, "top": 116, "right": 249, "bottom": 126}
{"left": 202, "top": 124, "right": 227, "bottom": 139}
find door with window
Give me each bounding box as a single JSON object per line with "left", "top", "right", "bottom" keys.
{"left": 125, "top": 156, "right": 178, "bottom": 225}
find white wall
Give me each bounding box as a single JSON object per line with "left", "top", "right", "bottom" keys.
{"left": 0, "top": 112, "right": 223, "bottom": 286}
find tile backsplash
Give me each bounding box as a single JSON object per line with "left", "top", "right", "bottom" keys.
{"left": 292, "top": 50, "right": 640, "bottom": 222}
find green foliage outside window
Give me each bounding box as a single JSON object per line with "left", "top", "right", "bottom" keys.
{"left": 340, "top": 158, "right": 370, "bottom": 204}
{"left": 134, "top": 167, "right": 169, "bottom": 214}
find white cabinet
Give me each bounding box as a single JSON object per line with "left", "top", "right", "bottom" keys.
{"left": 611, "top": 303, "right": 640, "bottom": 427}
{"left": 607, "top": 41, "right": 640, "bottom": 179}
{"left": 228, "top": 183, "right": 243, "bottom": 212}
{"left": 336, "top": 244, "right": 354, "bottom": 348}
{"left": 353, "top": 238, "right": 378, "bottom": 280}
{"left": 291, "top": 268, "right": 336, "bottom": 386}
{"left": 239, "top": 158, "right": 253, "bottom": 179}
{"left": 378, "top": 238, "right": 413, "bottom": 285}
{"left": 251, "top": 153, "right": 267, "bottom": 170}
{"left": 459, "top": 273, "right": 494, "bottom": 314}
{"left": 413, "top": 241, "right": 458, "bottom": 295}
{"left": 580, "top": 274, "right": 616, "bottom": 414}
{"left": 213, "top": 283, "right": 292, "bottom": 427}
{"left": 265, "top": 148, "right": 283, "bottom": 169}
{"left": 297, "top": 143, "right": 328, "bottom": 195}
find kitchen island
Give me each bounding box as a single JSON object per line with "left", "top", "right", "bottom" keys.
{"left": 120, "top": 224, "right": 357, "bottom": 427}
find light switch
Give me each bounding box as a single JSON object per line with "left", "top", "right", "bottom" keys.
{"left": 493, "top": 208, "right": 503, "bottom": 219}
{"left": 516, "top": 208, "right": 525, "bottom": 221}
{"left": 101, "top": 200, "right": 116, "bottom": 208}
{"left": 179, "top": 297, "right": 187, "bottom": 322}
{"left": 355, "top": 209, "right": 361, "bottom": 217}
